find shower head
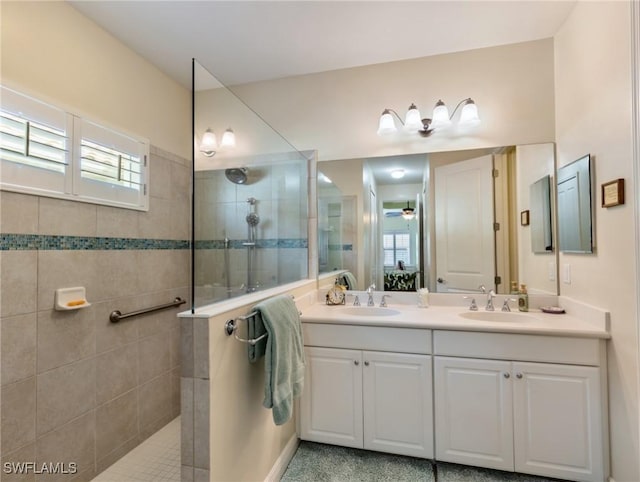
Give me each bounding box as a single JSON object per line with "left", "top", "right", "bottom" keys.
{"left": 246, "top": 212, "right": 260, "bottom": 226}
{"left": 225, "top": 168, "right": 248, "bottom": 184}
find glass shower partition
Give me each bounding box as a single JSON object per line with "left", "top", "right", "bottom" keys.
{"left": 191, "top": 60, "right": 311, "bottom": 311}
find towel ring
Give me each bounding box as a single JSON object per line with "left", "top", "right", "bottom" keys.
{"left": 224, "top": 295, "right": 300, "bottom": 345}
{"left": 225, "top": 316, "right": 267, "bottom": 346}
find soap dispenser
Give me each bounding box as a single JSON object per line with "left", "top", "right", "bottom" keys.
{"left": 518, "top": 284, "right": 529, "bottom": 312}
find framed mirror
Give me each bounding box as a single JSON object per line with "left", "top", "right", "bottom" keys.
{"left": 318, "top": 142, "right": 559, "bottom": 295}
{"left": 557, "top": 154, "right": 593, "bottom": 253}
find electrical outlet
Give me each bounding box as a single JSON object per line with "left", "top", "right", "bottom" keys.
{"left": 563, "top": 263, "right": 571, "bottom": 284}
{"left": 548, "top": 262, "right": 556, "bottom": 281}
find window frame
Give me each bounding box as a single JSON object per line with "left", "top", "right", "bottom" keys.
{"left": 383, "top": 231, "right": 412, "bottom": 267}
{"left": 1, "top": 86, "right": 149, "bottom": 211}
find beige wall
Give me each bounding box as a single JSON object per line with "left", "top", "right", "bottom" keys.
{"left": 554, "top": 2, "right": 639, "bottom": 480}
{"left": 226, "top": 39, "right": 556, "bottom": 161}
{"left": 0, "top": 1, "right": 191, "bottom": 159}
{"left": 206, "top": 282, "right": 316, "bottom": 482}
{"left": 1, "top": 2, "right": 192, "bottom": 478}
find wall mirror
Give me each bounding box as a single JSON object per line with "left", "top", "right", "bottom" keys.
{"left": 557, "top": 154, "right": 593, "bottom": 253}
{"left": 192, "top": 59, "right": 311, "bottom": 310}
{"left": 317, "top": 170, "right": 357, "bottom": 276}
{"left": 318, "top": 142, "right": 558, "bottom": 295}
{"left": 530, "top": 175, "right": 553, "bottom": 254}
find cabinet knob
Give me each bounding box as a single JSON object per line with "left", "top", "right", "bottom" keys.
{"left": 516, "top": 373, "right": 523, "bottom": 379}
{"left": 503, "top": 372, "right": 510, "bottom": 379}
{"left": 364, "top": 361, "right": 370, "bottom": 366}
{"left": 354, "top": 360, "right": 359, "bottom": 366}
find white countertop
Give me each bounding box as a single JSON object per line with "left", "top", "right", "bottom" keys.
{"left": 300, "top": 302, "right": 610, "bottom": 339}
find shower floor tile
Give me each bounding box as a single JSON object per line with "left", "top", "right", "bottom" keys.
{"left": 91, "top": 416, "right": 180, "bottom": 482}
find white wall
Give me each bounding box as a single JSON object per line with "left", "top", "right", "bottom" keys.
{"left": 0, "top": 2, "right": 191, "bottom": 159}
{"left": 227, "top": 39, "right": 556, "bottom": 161}
{"left": 554, "top": 2, "right": 639, "bottom": 480}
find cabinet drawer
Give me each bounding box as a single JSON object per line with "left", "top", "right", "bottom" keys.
{"left": 434, "top": 331, "right": 601, "bottom": 366}
{"left": 303, "top": 323, "right": 431, "bottom": 354}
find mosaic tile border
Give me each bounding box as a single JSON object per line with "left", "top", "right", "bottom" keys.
{"left": 194, "top": 238, "right": 308, "bottom": 249}
{"left": 328, "top": 244, "right": 353, "bottom": 251}
{"left": 0, "top": 233, "right": 190, "bottom": 251}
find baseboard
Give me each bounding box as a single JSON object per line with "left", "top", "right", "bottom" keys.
{"left": 264, "top": 434, "right": 300, "bottom": 482}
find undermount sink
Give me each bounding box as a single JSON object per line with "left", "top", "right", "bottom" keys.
{"left": 458, "top": 311, "right": 539, "bottom": 322}
{"left": 340, "top": 307, "right": 401, "bottom": 317}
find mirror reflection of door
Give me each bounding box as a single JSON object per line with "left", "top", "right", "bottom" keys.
{"left": 435, "top": 155, "right": 494, "bottom": 292}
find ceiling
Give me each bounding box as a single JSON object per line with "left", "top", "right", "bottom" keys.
{"left": 69, "top": 1, "right": 576, "bottom": 88}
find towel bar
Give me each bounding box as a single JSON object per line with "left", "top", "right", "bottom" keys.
{"left": 225, "top": 295, "right": 300, "bottom": 345}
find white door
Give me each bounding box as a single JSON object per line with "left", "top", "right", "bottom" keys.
{"left": 512, "top": 362, "right": 603, "bottom": 482}
{"left": 434, "top": 356, "right": 514, "bottom": 470}
{"left": 557, "top": 174, "right": 582, "bottom": 251}
{"left": 435, "top": 155, "right": 495, "bottom": 292}
{"left": 299, "top": 347, "right": 363, "bottom": 448}
{"left": 362, "top": 352, "right": 433, "bottom": 458}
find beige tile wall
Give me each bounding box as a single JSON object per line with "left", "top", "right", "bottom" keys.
{"left": 0, "top": 146, "right": 191, "bottom": 481}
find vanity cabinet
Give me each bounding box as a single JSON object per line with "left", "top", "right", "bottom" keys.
{"left": 433, "top": 331, "right": 606, "bottom": 482}
{"left": 299, "top": 324, "right": 433, "bottom": 459}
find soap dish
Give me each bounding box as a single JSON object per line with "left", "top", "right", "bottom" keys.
{"left": 55, "top": 287, "right": 91, "bottom": 311}
{"left": 540, "top": 306, "right": 565, "bottom": 314}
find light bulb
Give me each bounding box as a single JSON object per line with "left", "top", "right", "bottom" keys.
{"left": 377, "top": 110, "right": 397, "bottom": 136}
{"left": 391, "top": 169, "right": 405, "bottom": 179}
{"left": 459, "top": 99, "right": 480, "bottom": 125}
{"left": 221, "top": 128, "right": 236, "bottom": 148}
{"left": 431, "top": 100, "right": 451, "bottom": 129}
{"left": 200, "top": 128, "right": 217, "bottom": 157}
{"left": 403, "top": 103, "right": 423, "bottom": 132}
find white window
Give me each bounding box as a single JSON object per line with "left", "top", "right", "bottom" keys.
{"left": 383, "top": 232, "right": 411, "bottom": 267}
{"left": 1, "top": 86, "right": 149, "bottom": 211}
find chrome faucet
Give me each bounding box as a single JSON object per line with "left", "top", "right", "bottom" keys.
{"left": 486, "top": 289, "right": 496, "bottom": 311}
{"left": 502, "top": 298, "right": 517, "bottom": 312}
{"left": 463, "top": 296, "right": 478, "bottom": 311}
{"left": 366, "top": 284, "right": 376, "bottom": 307}
{"left": 380, "top": 294, "right": 391, "bottom": 307}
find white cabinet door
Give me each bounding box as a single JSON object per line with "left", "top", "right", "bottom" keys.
{"left": 513, "top": 362, "right": 603, "bottom": 482}
{"left": 362, "top": 352, "right": 433, "bottom": 458}
{"left": 434, "top": 356, "right": 514, "bottom": 470}
{"left": 299, "top": 346, "right": 363, "bottom": 448}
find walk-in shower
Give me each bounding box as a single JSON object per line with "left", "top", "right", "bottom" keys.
{"left": 192, "top": 59, "right": 311, "bottom": 310}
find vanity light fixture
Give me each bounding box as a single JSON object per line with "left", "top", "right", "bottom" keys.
{"left": 200, "top": 127, "right": 236, "bottom": 157}
{"left": 377, "top": 98, "right": 480, "bottom": 137}
{"left": 401, "top": 201, "right": 415, "bottom": 220}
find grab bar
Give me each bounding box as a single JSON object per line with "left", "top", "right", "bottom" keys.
{"left": 110, "top": 297, "right": 186, "bottom": 323}
{"left": 224, "top": 295, "right": 299, "bottom": 345}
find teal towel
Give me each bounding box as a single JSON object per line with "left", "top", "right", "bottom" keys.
{"left": 342, "top": 271, "right": 358, "bottom": 290}
{"left": 253, "top": 295, "right": 306, "bottom": 425}
{"left": 248, "top": 311, "right": 268, "bottom": 363}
